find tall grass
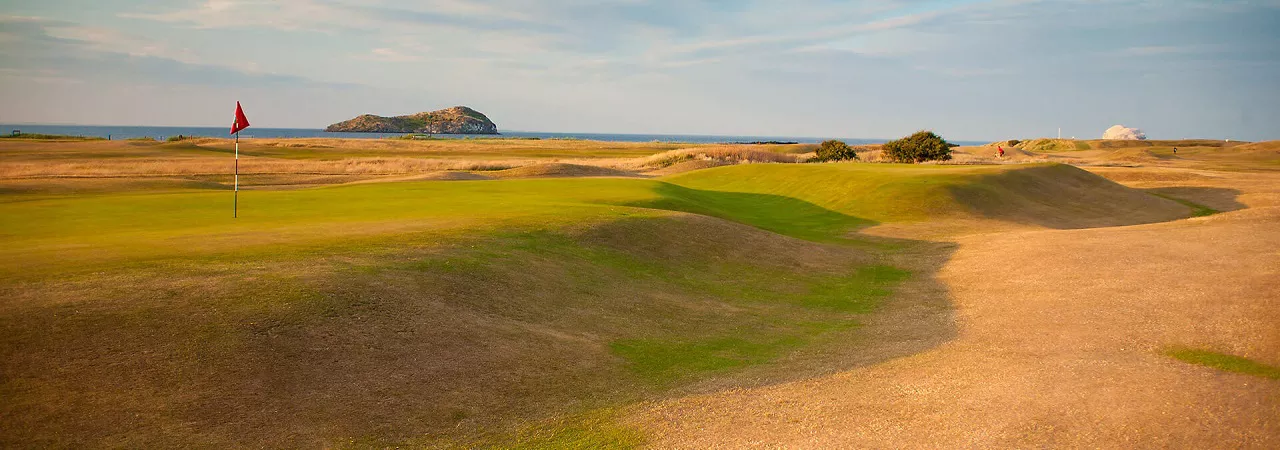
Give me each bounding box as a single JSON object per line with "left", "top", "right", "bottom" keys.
{"left": 639, "top": 146, "right": 800, "bottom": 169}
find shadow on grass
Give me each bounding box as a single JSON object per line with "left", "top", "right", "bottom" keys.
{"left": 948, "top": 164, "right": 1225, "bottom": 229}
{"left": 1165, "top": 347, "right": 1280, "bottom": 380}
{"left": 599, "top": 182, "right": 960, "bottom": 395}
{"left": 625, "top": 181, "right": 877, "bottom": 243}
{"left": 1144, "top": 186, "right": 1246, "bottom": 216}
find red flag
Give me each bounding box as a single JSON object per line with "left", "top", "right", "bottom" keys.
{"left": 230, "top": 101, "right": 251, "bottom": 135}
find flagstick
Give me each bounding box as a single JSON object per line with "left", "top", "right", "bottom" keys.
{"left": 234, "top": 132, "right": 239, "bottom": 218}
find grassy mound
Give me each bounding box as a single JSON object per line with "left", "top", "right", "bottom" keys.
{"left": 659, "top": 162, "right": 1191, "bottom": 231}
{"left": 1087, "top": 139, "right": 1245, "bottom": 149}
{"left": 491, "top": 163, "right": 637, "bottom": 178}
{"left": 1229, "top": 140, "right": 1280, "bottom": 152}
{"left": 645, "top": 158, "right": 733, "bottom": 175}
{"left": 987, "top": 139, "right": 1089, "bottom": 152}
{"left": 641, "top": 146, "right": 799, "bottom": 169}
{"left": 1102, "top": 148, "right": 1176, "bottom": 163}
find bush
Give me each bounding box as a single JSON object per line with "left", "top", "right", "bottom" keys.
{"left": 882, "top": 131, "right": 953, "bottom": 163}
{"left": 811, "top": 140, "right": 859, "bottom": 162}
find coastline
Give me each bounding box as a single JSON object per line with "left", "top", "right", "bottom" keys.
{"left": 0, "top": 124, "right": 989, "bottom": 146}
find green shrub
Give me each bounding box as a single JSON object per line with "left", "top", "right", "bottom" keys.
{"left": 811, "top": 140, "right": 859, "bottom": 162}
{"left": 881, "top": 131, "right": 953, "bottom": 163}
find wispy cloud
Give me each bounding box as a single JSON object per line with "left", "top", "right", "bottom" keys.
{"left": 121, "top": 0, "right": 350, "bottom": 31}
{"left": 361, "top": 47, "right": 423, "bottom": 62}
{"left": 3, "top": 1, "right": 1277, "bottom": 140}
{"left": 0, "top": 67, "right": 85, "bottom": 85}
{"left": 1112, "top": 45, "right": 1224, "bottom": 56}
{"left": 0, "top": 15, "right": 353, "bottom": 89}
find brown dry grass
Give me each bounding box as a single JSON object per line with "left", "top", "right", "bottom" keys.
{"left": 630, "top": 168, "right": 1280, "bottom": 448}
{"left": 0, "top": 157, "right": 525, "bottom": 178}
{"left": 637, "top": 146, "right": 802, "bottom": 169}
{"left": 0, "top": 139, "right": 817, "bottom": 183}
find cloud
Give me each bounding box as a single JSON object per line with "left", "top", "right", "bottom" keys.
{"left": 1111, "top": 45, "right": 1229, "bottom": 57}
{"left": 117, "top": 0, "right": 1000, "bottom": 74}
{"left": 0, "top": 67, "right": 85, "bottom": 85}
{"left": 0, "top": 15, "right": 354, "bottom": 89}
{"left": 121, "top": 0, "right": 351, "bottom": 31}
{"left": 361, "top": 47, "right": 423, "bottom": 62}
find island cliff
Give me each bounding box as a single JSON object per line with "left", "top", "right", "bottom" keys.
{"left": 325, "top": 106, "right": 498, "bottom": 134}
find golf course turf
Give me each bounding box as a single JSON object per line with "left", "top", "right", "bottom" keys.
{"left": 0, "top": 149, "right": 1245, "bottom": 447}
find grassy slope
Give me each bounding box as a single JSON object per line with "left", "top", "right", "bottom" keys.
{"left": 660, "top": 163, "right": 1191, "bottom": 230}
{"left": 0, "top": 162, "right": 1194, "bottom": 447}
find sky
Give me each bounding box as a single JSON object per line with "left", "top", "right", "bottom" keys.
{"left": 0, "top": 0, "right": 1277, "bottom": 141}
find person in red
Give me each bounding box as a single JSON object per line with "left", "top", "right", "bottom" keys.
{"left": 997, "top": 146, "right": 1005, "bottom": 158}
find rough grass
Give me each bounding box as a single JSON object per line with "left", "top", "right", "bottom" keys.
{"left": 0, "top": 138, "right": 696, "bottom": 180}
{"left": 639, "top": 146, "right": 800, "bottom": 169}
{"left": 1165, "top": 348, "right": 1280, "bottom": 379}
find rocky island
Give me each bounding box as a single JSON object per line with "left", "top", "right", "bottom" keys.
{"left": 325, "top": 106, "right": 498, "bottom": 134}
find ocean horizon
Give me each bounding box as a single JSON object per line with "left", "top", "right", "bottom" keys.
{"left": 0, "top": 124, "right": 989, "bottom": 146}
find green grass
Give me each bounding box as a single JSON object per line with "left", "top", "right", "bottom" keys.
{"left": 608, "top": 264, "right": 908, "bottom": 384}
{"left": 442, "top": 409, "right": 643, "bottom": 450}
{"left": 611, "top": 336, "right": 799, "bottom": 384}
{"left": 1165, "top": 348, "right": 1280, "bottom": 380}
{"left": 1150, "top": 193, "right": 1220, "bottom": 217}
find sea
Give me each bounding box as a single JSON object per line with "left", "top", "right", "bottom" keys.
{"left": 0, "top": 124, "right": 988, "bottom": 146}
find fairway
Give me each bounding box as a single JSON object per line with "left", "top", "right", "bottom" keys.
{"left": 2, "top": 138, "right": 1278, "bottom": 447}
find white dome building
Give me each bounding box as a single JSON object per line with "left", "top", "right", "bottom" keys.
{"left": 1103, "top": 125, "right": 1147, "bottom": 140}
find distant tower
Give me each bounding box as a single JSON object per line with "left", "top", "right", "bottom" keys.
{"left": 1058, "top": 127, "right": 1062, "bottom": 139}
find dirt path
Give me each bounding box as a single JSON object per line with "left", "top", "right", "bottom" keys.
{"left": 631, "top": 200, "right": 1280, "bottom": 447}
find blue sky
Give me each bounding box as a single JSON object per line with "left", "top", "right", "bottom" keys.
{"left": 0, "top": 0, "right": 1277, "bottom": 141}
